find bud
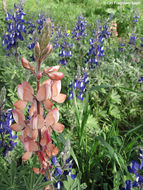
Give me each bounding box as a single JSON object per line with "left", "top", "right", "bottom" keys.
{"left": 40, "top": 44, "right": 53, "bottom": 62}
{"left": 37, "top": 72, "right": 42, "bottom": 80}
{"left": 39, "top": 19, "right": 52, "bottom": 51}
{"left": 41, "top": 44, "right": 53, "bottom": 57}
{"left": 21, "top": 57, "right": 35, "bottom": 72}
{"left": 35, "top": 42, "right": 40, "bottom": 61}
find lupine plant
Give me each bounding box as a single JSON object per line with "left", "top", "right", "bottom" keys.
{"left": 2, "top": 3, "right": 27, "bottom": 56}
{"left": 44, "top": 140, "right": 76, "bottom": 190}
{"left": 0, "top": 87, "right": 17, "bottom": 157}
{"left": 85, "top": 21, "right": 109, "bottom": 69}
{"left": 68, "top": 68, "right": 89, "bottom": 101}
{"left": 10, "top": 19, "right": 66, "bottom": 190}
{"left": 0, "top": 109, "right": 17, "bottom": 157}
{"left": 121, "top": 147, "right": 143, "bottom": 190}
{"left": 58, "top": 31, "right": 72, "bottom": 66}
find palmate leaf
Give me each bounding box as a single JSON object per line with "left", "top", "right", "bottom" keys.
{"left": 63, "top": 172, "right": 87, "bottom": 190}
{"left": 110, "top": 90, "right": 121, "bottom": 104}
{"left": 24, "top": 172, "right": 53, "bottom": 190}
{"left": 109, "top": 105, "right": 120, "bottom": 119}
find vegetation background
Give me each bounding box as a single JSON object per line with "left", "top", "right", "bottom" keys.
{"left": 0, "top": 0, "right": 143, "bottom": 189}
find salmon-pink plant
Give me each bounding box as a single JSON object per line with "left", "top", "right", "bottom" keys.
{"left": 10, "top": 19, "right": 66, "bottom": 190}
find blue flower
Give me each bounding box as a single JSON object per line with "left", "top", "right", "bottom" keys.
{"left": 54, "top": 181, "right": 63, "bottom": 190}
{"left": 72, "top": 15, "right": 87, "bottom": 41}
{"left": 0, "top": 109, "right": 17, "bottom": 156}
{"left": 127, "top": 160, "right": 140, "bottom": 174}
{"left": 129, "top": 34, "right": 136, "bottom": 46}
{"left": 52, "top": 156, "right": 59, "bottom": 166}
{"left": 118, "top": 43, "right": 125, "bottom": 52}
{"left": 68, "top": 72, "right": 89, "bottom": 101}
{"left": 85, "top": 20, "right": 109, "bottom": 69}
{"left": 138, "top": 77, "right": 143, "bottom": 83}
{"left": 121, "top": 180, "right": 132, "bottom": 190}
{"left": 58, "top": 32, "right": 73, "bottom": 66}
{"left": 55, "top": 168, "right": 62, "bottom": 177}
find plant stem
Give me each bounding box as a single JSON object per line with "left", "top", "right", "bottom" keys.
{"left": 36, "top": 59, "right": 54, "bottom": 190}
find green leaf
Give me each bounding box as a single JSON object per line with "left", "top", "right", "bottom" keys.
{"left": 125, "top": 124, "right": 143, "bottom": 136}
{"left": 90, "top": 84, "right": 113, "bottom": 91}
{"left": 73, "top": 88, "right": 81, "bottom": 135}
{"left": 30, "top": 172, "right": 34, "bottom": 190}
{"left": 32, "top": 174, "right": 43, "bottom": 189}
{"left": 90, "top": 139, "right": 99, "bottom": 157}
{"left": 117, "top": 86, "right": 143, "bottom": 95}
{"left": 0, "top": 86, "right": 6, "bottom": 108}
{"left": 80, "top": 183, "right": 87, "bottom": 190}
{"left": 110, "top": 90, "right": 121, "bottom": 104}
{"left": 24, "top": 176, "right": 30, "bottom": 190}
{"left": 10, "top": 161, "right": 16, "bottom": 186}
{"left": 70, "top": 147, "right": 79, "bottom": 170}
{"left": 37, "top": 181, "right": 53, "bottom": 189}
{"left": 80, "top": 93, "right": 89, "bottom": 144}
{"left": 109, "top": 105, "right": 120, "bottom": 119}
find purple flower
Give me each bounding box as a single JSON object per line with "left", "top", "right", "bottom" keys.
{"left": 2, "top": 4, "right": 27, "bottom": 52}
{"left": 0, "top": 109, "right": 17, "bottom": 156}
{"left": 72, "top": 15, "right": 87, "bottom": 41}
{"left": 68, "top": 72, "right": 89, "bottom": 101}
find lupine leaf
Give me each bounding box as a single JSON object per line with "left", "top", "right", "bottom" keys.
{"left": 10, "top": 161, "right": 16, "bottom": 186}
{"left": 70, "top": 147, "right": 79, "bottom": 170}
{"left": 0, "top": 86, "right": 6, "bottom": 109}
{"left": 24, "top": 176, "right": 30, "bottom": 190}
{"left": 32, "top": 175, "right": 43, "bottom": 188}
{"left": 90, "top": 84, "right": 113, "bottom": 91}
{"left": 37, "top": 181, "right": 53, "bottom": 189}
{"left": 125, "top": 124, "right": 143, "bottom": 136}
{"left": 80, "top": 93, "right": 89, "bottom": 145}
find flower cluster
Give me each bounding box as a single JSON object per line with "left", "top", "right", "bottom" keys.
{"left": 2, "top": 3, "right": 27, "bottom": 53}
{"left": 118, "top": 42, "right": 126, "bottom": 52}
{"left": 44, "top": 140, "right": 76, "bottom": 190}
{"left": 85, "top": 24, "right": 106, "bottom": 69}
{"left": 27, "top": 14, "right": 54, "bottom": 50}
{"left": 53, "top": 26, "right": 63, "bottom": 49}
{"left": 140, "top": 37, "right": 143, "bottom": 48}
{"left": 0, "top": 109, "right": 17, "bottom": 157}
{"left": 72, "top": 15, "right": 87, "bottom": 41}
{"left": 10, "top": 20, "right": 66, "bottom": 188}
{"left": 68, "top": 70, "right": 89, "bottom": 101}
{"left": 138, "top": 77, "right": 143, "bottom": 83}
{"left": 129, "top": 34, "right": 136, "bottom": 46}
{"left": 133, "top": 10, "right": 139, "bottom": 24}
{"left": 121, "top": 147, "right": 143, "bottom": 190}
{"left": 58, "top": 32, "right": 73, "bottom": 66}
{"left": 110, "top": 20, "right": 118, "bottom": 37}
{"left": 98, "top": 21, "right": 111, "bottom": 39}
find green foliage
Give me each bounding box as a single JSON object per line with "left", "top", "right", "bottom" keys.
{"left": 1, "top": 0, "right": 143, "bottom": 189}
{"left": 63, "top": 173, "right": 87, "bottom": 190}
{"left": 0, "top": 160, "right": 52, "bottom": 190}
